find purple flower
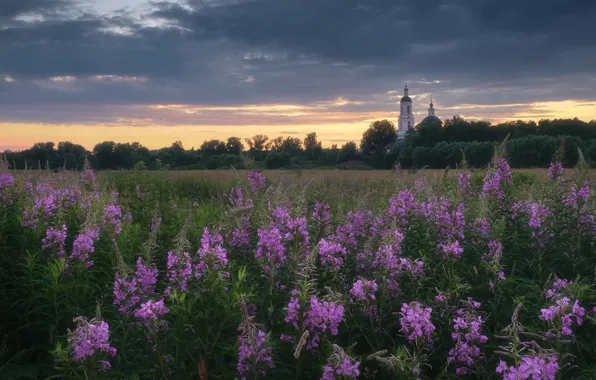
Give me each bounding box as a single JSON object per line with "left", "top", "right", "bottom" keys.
{"left": 472, "top": 218, "right": 491, "bottom": 243}
{"left": 166, "top": 251, "right": 193, "bottom": 293}
{"left": 268, "top": 206, "right": 310, "bottom": 254}
{"left": 529, "top": 202, "right": 554, "bottom": 248}
{"left": 496, "top": 354, "right": 559, "bottom": 380}
{"left": 0, "top": 172, "right": 15, "bottom": 206}
{"left": 438, "top": 240, "right": 464, "bottom": 259}
{"left": 319, "top": 239, "right": 347, "bottom": 271}
{"left": 564, "top": 180, "right": 590, "bottom": 209}
{"left": 81, "top": 169, "right": 96, "bottom": 185}
{"left": 134, "top": 299, "right": 169, "bottom": 322}
{"left": 547, "top": 161, "right": 564, "bottom": 181}
{"left": 482, "top": 158, "right": 512, "bottom": 199}
{"left": 350, "top": 279, "right": 378, "bottom": 304}
{"left": 312, "top": 201, "right": 331, "bottom": 233}
{"left": 102, "top": 205, "right": 122, "bottom": 238}
{"left": 42, "top": 224, "right": 68, "bottom": 258}
{"left": 399, "top": 302, "right": 435, "bottom": 345}
{"left": 255, "top": 228, "right": 286, "bottom": 275}
{"left": 458, "top": 172, "right": 472, "bottom": 196}
{"left": 68, "top": 317, "right": 116, "bottom": 364}
{"left": 448, "top": 299, "right": 488, "bottom": 374}
{"left": 70, "top": 227, "right": 100, "bottom": 267}
{"left": 540, "top": 279, "right": 585, "bottom": 337}
{"left": 113, "top": 257, "right": 157, "bottom": 315}
{"left": 248, "top": 170, "right": 266, "bottom": 193}
{"left": 302, "top": 296, "right": 345, "bottom": 349}
{"left": 321, "top": 357, "right": 360, "bottom": 379}
{"left": 230, "top": 215, "right": 251, "bottom": 248}
{"left": 284, "top": 291, "right": 301, "bottom": 329}
{"left": 237, "top": 329, "right": 274, "bottom": 379}
{"left": 386, "top": 190, "right": 417, "bottom": 227}
{"left": 196, "top": 228, "right": 228, "bottom": 275}
{"left": 228, "top": 187, "right": 254, "bottom": 209}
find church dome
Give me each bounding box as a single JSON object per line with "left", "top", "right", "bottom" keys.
{"left": 421, "top": 115, "right": 442, "bottom": 125}
{"left": 400, "top": 95, "right": 412, "bottom": 103}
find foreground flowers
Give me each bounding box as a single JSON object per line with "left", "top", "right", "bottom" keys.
{"left": 68, "top": 316, "right": 116, "bottom": 369}
{"left": 496, "top": 354, "right": 559, "bottom": 380}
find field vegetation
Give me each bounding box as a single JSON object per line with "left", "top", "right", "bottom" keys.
{"left": 1, "top": 145, "right": 596, "bottom": 379}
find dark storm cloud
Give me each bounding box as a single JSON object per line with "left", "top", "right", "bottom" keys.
{"left": 0, "top": 0, "right": 72, "bottom": 20}
{"left": 1, "top": 0, "right": 595, "bottom": 119}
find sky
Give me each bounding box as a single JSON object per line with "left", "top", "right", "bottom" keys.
{"left": 1, "top": 0, "right": 596, "bottom": 151}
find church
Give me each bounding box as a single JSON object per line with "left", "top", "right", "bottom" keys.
{"left": 396, "top": 85, "right": 441, "bottom": 141}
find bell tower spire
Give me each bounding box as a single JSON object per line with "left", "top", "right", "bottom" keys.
{"left": 428, "top": 95, "right": 435, "bottom": 117}
{"left": 397, "top": 84, "right": 415, "bottom": 141}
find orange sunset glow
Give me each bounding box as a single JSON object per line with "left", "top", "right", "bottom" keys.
{"left": 2, "top": 99, "right": 595, "bottom": 151}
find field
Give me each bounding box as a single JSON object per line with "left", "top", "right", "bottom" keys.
{"left": 102, "top": 168, "right": 596, "bottom": 184}
{"left": 1, "top": 156, "right": 596, "bottom": 379}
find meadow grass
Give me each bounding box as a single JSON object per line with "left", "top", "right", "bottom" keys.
{"left": 1, "top": 160, "right": 596, "bottom": 379}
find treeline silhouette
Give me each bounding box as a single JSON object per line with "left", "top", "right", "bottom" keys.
{"left": 2, "top": 117, "right": 596, "bottom": 170}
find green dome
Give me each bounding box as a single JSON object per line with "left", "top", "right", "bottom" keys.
{"left": 400, "top": 95, "right": 412, "bottom": 103}
{"left": 421, "top": 115, "right": 442, "bottom": 125}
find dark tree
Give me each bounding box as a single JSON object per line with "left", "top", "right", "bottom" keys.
{"left": 225, "top": 137, "right": 244, "bottom": 155}
{"left": 304, "top": 132, "right": 323, "bottom": 159}
{"left": 245, "top": 135, "right": 269, "bottom": 152}
{"left": 200, "top": 140, "right": 226, "bottom": 156}
{"left": 360, "top": 120, "right": 397, "bottom": 154}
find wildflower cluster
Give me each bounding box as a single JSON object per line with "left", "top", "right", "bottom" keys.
{"left": 496, "top": 354, "right": 559, "bottom": 380}
{"left": 229, "top": 187, "right": 254, "bottom": 209}
{"left": 42, "top": 224, "right": 68, "bottom": 258}
{"left": 448, "top": 298, "right": 488, "bottom": 375}
{"left": 0, "top": 172, "right": 15, "bottom": 205}
{"left": 399, "top": 302, "right": 435, "bottom": 346}
{"left": 322, "top": 356, "right": 360, "bottom": 380}
{"left": 482, "top": 158, "right": 512, "bottom": 198}
{"left": 539, "top": 279, "right": 585, "bottom": 338}
{"left": 350, "top": 279, "right": 378, "bottom": 318}
{"left": 113, "top": 257, "right": 158, "bottom": 316}
{"left": 248, "top": 170, "right": 266, "bottom": 193}
{"left": 255, "top": 227, "right": 286, "bottom": 275}
{"left": 68, "top": 317, "right": 116, "bottom": 368}
{"left": 70, "top": 227, "right": 100, "bottom": 267}
{"left": 196, "top": 227, "right": 228, "bottom": 275}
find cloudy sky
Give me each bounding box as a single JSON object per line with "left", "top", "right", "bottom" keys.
{"left": 1, "top": 0, "right": 595, "bottom": 150}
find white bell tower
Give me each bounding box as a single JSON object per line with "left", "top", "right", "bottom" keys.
{"left": 397, "top": 85, "right": 415, "bottom": 140}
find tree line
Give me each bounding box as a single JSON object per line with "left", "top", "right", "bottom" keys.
{"left": 2, "top": 117, "right": 596, "bottom": 171}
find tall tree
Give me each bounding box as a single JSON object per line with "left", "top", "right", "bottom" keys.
{"left": 226, "top": 137, "right": 244, "bottom": 155}
{"left": 268, "top": 137, "right": 284, "bottom": 151}
{"left": 200, "top": 140, "right": 227, "bottom": 156}
{"left": 360, "top": 120, "right": 397, "bottom": 154}
{"left": 281, "top": 137, "right": 303, "bottom": 155}
{"left": 92, "top": 141, "right": 117, "bottom": 169}
{"left": 245, "top": 135, "right": 269, "bottom": 152}
{"left": 304, "top": 132, "right": 323, "bottom": 158}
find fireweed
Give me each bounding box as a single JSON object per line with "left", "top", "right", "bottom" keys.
{"left": 284, "top": 294, "right": 345, "bottom": 350}
{"left": 321, "top": 346, "right": 360, "bottom": 380}
{"left": 539, "top": 279, "right": 585, "bottom": 338}
{"left": 70, "top": 227, "right": 100, "bottom": 267}
{"left": 399, "top": 302, "right": 435, "bottom": 346}
{"left": 67, "top": 316, "right": 116, "bottom": 369}
{"left": 247, "top": 170, "right": 266, "bottom": 193}
{"left": 5, "top": 161, "right": 596, "bottom": 379}
{"left": 237, "top": 299, "right": 274, "bottom": 380}
{"left": 447, "top": 298, "right": 488, "bottom": 375}
{"left": 496, "top": 354, "right": 559, "bottom": 380}
{"left": 113, "top": 257, "right": 158, "bottom": 316}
